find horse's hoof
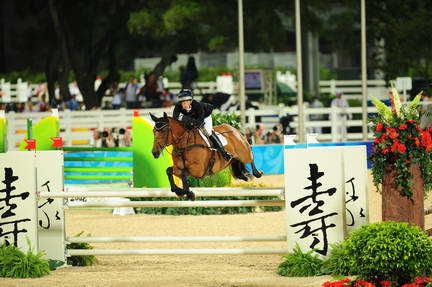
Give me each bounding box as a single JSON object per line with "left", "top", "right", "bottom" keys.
{"left": 173, "top": 188, "right": 186, "bottom": 198}
{"left": 253, "top": 170, "right": 263, "bottom": 178}
{"left": 186, "top": 191, "right": 196, "bottom": 201}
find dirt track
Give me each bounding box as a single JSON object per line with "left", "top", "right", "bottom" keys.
{"left": 1, "top": 174, "right": 431, "bottom": 287}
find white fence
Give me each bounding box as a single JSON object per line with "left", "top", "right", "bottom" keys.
{"left": 1, "top": 78, "right": 390, "bottom": 104}
{"left": 4, "top": 105, "right": 379, "bottom": 150}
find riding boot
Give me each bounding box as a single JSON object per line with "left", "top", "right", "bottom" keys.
{"left": 210, "top": 131, "right": 232, "bottom": 161}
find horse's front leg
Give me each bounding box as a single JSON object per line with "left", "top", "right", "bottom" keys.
{"left": 180, "top": 169, "right": 195, "bottom": 201}
{"left": 166, "top": 167, "right": 187, "bottom": 198}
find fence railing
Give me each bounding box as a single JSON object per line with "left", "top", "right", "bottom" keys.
{"left": 4, "top": 105, "right": 382, "bottom": 150}
{"left": 1, "top": 78, "right": 391, "bottom": 104}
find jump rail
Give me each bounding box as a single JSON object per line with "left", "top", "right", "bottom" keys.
{"left": 67, "top": 249, "right": 290, "bottom": 256}
{"left": 66, "top": 235, "right": 287, "bottom": 243}
{"left": 41, "top": 188, "right": 284, "bottom": 198}
{"left": 63, "top": 200, "right": 285, "bottom": 208}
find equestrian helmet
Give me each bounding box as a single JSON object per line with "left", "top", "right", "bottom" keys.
{"left": 178, "top": 89, "right": 193, "bottom": 102}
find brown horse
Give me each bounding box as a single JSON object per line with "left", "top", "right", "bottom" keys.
{"left": 150, "top": 113, "right": 262, "bottom": 200}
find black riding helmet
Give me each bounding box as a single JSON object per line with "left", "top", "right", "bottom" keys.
{"left": 178, "top": 89, "right": 193, "bottom": 102}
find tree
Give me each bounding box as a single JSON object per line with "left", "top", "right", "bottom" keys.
{"left": 47, "top": 1, "right": 137, "bottom": 109}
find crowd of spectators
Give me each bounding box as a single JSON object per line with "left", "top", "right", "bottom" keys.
{"left": 244, "top": 123, "right": 284, "bottom": 145}
{"left": 0, "top": 77, "right": 181, "bottom": 114}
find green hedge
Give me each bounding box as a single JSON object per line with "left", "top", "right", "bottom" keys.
{"left": 132, "top": 195, "right": 282, "bottom": 215}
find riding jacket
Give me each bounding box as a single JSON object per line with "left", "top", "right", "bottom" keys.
{"left": 173, "top": 100, "right": 214, "bottom": 128}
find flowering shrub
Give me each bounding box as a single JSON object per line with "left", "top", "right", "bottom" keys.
{"left": 322, "top": 277, "right": 432, "bottom": 287}
{"left": 370, "top": 84, "right": 432, "bottom": 198}
{"left": 323, "top": 222, "right": 432, "bottom": 285}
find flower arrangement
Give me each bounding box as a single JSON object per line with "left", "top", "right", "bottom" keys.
{"left": 370, "top": 83, "right": 432, "bottom": 198}
{"left": 322, "top": 277, "right": 432, "bottom": 287}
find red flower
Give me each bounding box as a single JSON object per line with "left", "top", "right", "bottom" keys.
{"left": 391, "top": 142, "right": 399, "bottom": 152}
{"left": 407, "top": 119, "right": 416, "bottom": 124}
{"left": 376, "top": 122, "right": 384, "bottom": 132}
{"left": 399, "top": 124, "right": 407, "bottom": 130}
{"left": 379, "top": 281, "right": 392, "bottom": 287}
{"left": 398, "top": 144, "right": 407, "bottom": 153}
{"left": 416, "top": 125, "right": 422, "bottom": 131}
{"left": 414, "top": 138, "right": 420, "bottom": 147}
{"left": 382, "top": 147, "right": 390, "bottom": 154}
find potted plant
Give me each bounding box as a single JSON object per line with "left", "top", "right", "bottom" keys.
{"left": 370, "top": 83, "right": 432, "bottom": 229}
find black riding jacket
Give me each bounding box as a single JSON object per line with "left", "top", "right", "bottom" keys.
{"left": 173, "top": 100, "right": 213, "bottom": 127}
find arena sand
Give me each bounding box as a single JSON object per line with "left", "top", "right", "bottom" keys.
{"left": 1, "top": 173, "right": 432, "bottom": 287}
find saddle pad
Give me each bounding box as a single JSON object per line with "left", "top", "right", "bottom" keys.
{"left": 198, "top": 130, "right": 228, "bottom": 147}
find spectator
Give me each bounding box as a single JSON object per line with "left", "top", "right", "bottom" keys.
{"left": 102, "top": 101, "right": 112, "bottom": 110}
{"left": 39, "top": 94, "right": 49, "bottom": 112}
{"left": 279, "top": 114, "right": 293, "bottom": 135}
{"left": 180, "top": 56, "right": 199, "bottom": 90}
{"left": 309, "top": 96, "right": 324, "bottom": 134}
{"left": 111, "top": 127, "right": 131, "bottom": 147}
{"left": 111, "top": 83, "right": 125, "bottom": 109}
{"left": 91, "top": 128, "right": 114, "bottom": 148}
{"left": 24, "top": 101, "right": 34, "bottom": 113}
{"left": 267, "top": 126, "right": 282, "bottom": 144}
{"left": 160, "top": 88, "right": 176, "bottom": 108}
{"left": 253, "top": 124, "right": 266, "bottom": 145}
{"left": 125, "top": 76, "right": 139, "bottom": 109}
{"left": 420, "top": 91, "right": 432, "bottom": 129}
{"left": 330, "top": 90, "right": 351, "bottom": 141}
{"left": 67, "top": 94, "right": 79, "bottom": 111}
{"left": 245, "top": 127, "right": 253, "bottom": 145}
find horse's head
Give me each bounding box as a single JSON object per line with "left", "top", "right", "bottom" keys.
{"left": 150, "top": 112, "right": 172, "bottom": 158}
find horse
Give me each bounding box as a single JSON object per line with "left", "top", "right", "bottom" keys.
{"left": 150, "top": 113, "right": 262, "bottom": 200}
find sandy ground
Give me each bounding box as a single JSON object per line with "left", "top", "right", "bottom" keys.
{"left": 1, "top": 173, "right": 432, "bottom": 287}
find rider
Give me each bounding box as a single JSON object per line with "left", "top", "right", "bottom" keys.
{"left": 173, "top": 89, "right": 232, "bottom": 161}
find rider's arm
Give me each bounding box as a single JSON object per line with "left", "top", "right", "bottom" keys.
{"left": 192, "top": 101, "right": 205, "bottom": 126}
{"left": 173, "top": 103, "right": 181, "bottom": 119}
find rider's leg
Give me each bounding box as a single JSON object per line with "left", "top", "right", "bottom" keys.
{"left": 203, "top": 116, "right": 232, "bottom": 161}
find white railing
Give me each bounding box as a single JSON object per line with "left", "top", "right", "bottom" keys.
{"left": 1, "top": 78, "right": 391, "bottom": 104}
{"left": 4, "top": 105, "right": 380, "bottom": 150}
{"left": 319, "top": 79, "right": 388, "bottom": 100}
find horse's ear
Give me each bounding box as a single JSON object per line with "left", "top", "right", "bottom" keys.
{"left": 149, "top": 113, "right": 158, "bottom": 122}
{"left": 163, "top": 112, "right": 168, "bottom": 119}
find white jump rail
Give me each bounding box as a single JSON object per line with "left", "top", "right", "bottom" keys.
{"left": 67, "top": 235, "right": 287, "bottom": 243}
{"left": 47, "top": 187, "right": 284, "bottom": 198}
{"left": 65, "top": 200, "right": 284, "bottom": 208}
{"left": 67, "top": 248, "right": 290, "bottom": 256}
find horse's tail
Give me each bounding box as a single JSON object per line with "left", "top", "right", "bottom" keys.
{"left": 230, "top": 159, "right": 249, "bottom": 181}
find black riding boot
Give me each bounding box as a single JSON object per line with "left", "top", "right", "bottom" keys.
{"left": 210, "top": 132, "right": 232, "bottom": 161}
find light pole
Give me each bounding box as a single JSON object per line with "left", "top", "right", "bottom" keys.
{"left": 238, "top": 0, "right": 246, "bottom": 132}
{"left": 295, "top": 0, "right": 305, "bottom": 142}
{"left": 361, "top": 0, "right": 368, "bottom": 140}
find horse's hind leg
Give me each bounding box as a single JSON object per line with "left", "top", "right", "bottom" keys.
{"left": 251, "top": 161, "right": 263, "bottom": 178}
{"left": 230, "top": 159, "right": 251, "bottom": 181}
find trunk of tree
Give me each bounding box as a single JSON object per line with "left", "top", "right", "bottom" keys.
{"left": 382, "top": 164, "right": 424, "bottom": 230}
{"left": 45, "top": 50, "right": 58, "bottom": 103}
{"left": 150, "top": 54, "right": 178, "bottom": 79}
{"left": 96, "top": 34, "right": 119, "bottom": 105}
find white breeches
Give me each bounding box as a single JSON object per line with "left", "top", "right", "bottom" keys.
{"left": 203, "top": 115, "right": 213, "bottom": 135}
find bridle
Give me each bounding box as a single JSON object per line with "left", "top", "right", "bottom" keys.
{"left": 154, "top": 122, "right": 170, "bottom": 152}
